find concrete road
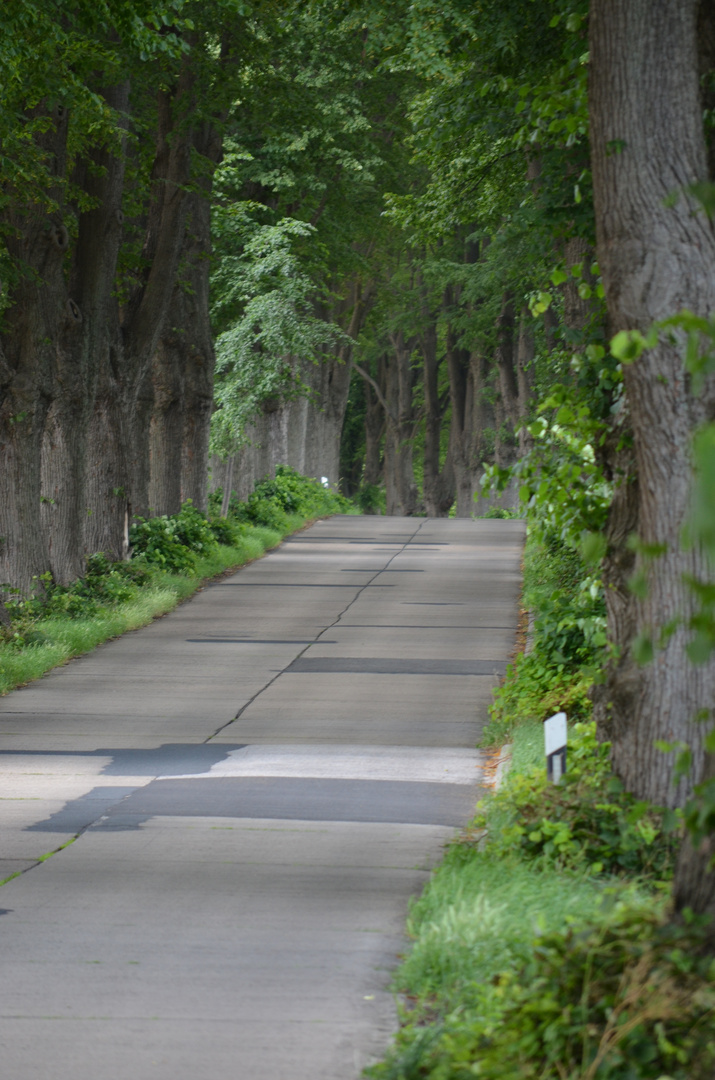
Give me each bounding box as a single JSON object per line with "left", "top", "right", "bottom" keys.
{"left": 0, "top": 515, "right": 524, "bottom": 1079}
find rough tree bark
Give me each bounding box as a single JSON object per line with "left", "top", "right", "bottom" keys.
{"left": 515, "top": 309, "right": 534, "bottom": 456}
{"left": 589, "top": 0, "right": 715, "bottom": 820}
{"left": 363, "top": 366, "right": 385, "bottom": 490}
{"left": 384, "top": 331, "right": 419, "bottom": 516}
{"left": 302, "top": 279, "right": 374, "bottom": 486}
{"left": 493, "top": 291, "right": 520, "bottom": 469}
{"left": 420, "top": 289, "right": 455, "bottom": 517}
{"left": 446, "top": 325, "right": 477, "bottom": 518}
{"left": 0, "top": 103, "right": 70, "bottom": 595}
{"left": 149, "top": 122, "right": 223, "bottom": 516}
{"left": 40, "top": 82, "right": 130, "bottom": 583}
{"left": 85, "top": 66, "right": 195, "bottom": 557}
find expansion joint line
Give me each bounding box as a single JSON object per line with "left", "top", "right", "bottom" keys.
{"left": 205, "top": 519, "right": 429, "bottom": 743}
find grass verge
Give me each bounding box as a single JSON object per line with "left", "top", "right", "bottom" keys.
{"left": 365, "top": 721, "right": 714, "bottom": 1080}
{"left": 1, "top": 519, "right": 299, "bottom": 696}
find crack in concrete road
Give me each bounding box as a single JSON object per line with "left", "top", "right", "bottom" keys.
{"left": 205, "top": 518, "right": 428, "bottom": 744}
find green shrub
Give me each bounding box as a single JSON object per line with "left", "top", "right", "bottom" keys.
{"left": 3, "top": 554, "right": 152, "bottom": 643}
{"left": 130, "top": 501, "right": 217, "bottom": 573}
{"left": 483, "top": 530, "right": 606, "bottom": 747}
{"left": 169, "top": 500, "right": 218, "bottom": 553}
{"left": 209, "top": 465, "right": 354, "bottom": 529}
{"left": 244, "top": 492, "right": 292, "bottom": 531}
{"left": 129, "top": 515, "right": 199, "bottom": 573}
{"left": 250, "top": 465, "right": 352, "bottom": 519}
{"left": 477, "top": 723, "right": 680, "bottom": 881}
{"left": 525, "top": 533, "right": 606, "bottom": 669}
{"left": 356, "top": 482, "right": 385, "bottom": 514}
{"left": 371, "top": 910, "right": 715, "bottom": 1080}
{"left": 208, "top": 515, "right": 244, "bottom": 546}
{"left": 483, "top": 651, "right": 594, "bottom": 745}
{"left": 479, "top": 506, "right": 519, "bottom": 519}
{"left": 207, "top": 487, "right": 224, "bottom": 516}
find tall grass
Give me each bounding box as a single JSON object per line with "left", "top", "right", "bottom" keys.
{"left": 396, "top": 850, "right": 627, "bottom": 1014}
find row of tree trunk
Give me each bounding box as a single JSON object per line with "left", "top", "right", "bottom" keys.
{"left": 351, "top": 272, "right": 579, "bottom": 518}
{"left": 1, "top": 69, "right": 224, "bottom": 595}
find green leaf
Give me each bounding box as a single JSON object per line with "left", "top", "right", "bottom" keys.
{"left": 687, "top": 181, "right": 715, "bottom": 219}
{"left": 628, "top": 570, "right": 649, "bottom": 599}
{"left": 632, "top": 634, "right": 654, "bottom": 665}
{"left": 529, "top": 290, "right": 553, "bottom": 316}
{"left": 580, "top": 531, "right": 606, "bottom": 565}
{"left": 610, "top": 329, "right": 653, "bottom": 363}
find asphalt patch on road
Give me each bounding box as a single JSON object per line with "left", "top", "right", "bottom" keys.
{"left": 285, "top": 657, "right": 507, "bottom": 675}
{"left": 186, "top": 639, "right": 337, "bottom": 645}
{"left": 92, "top": 776, "right": 479, "bottom": 829}
{"left": 210, "top": 582, "right": 395, "bottom": 588}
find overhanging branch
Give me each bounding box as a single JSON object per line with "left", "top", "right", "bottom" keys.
{"left": 352, "top": 362, "right": 396, "bottom": 424}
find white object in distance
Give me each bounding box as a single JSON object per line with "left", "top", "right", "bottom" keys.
{"left": 321, "top": 476, "right": 329, "bottom": 488}
{"left": 544, "top": 710, "right": 567, "bottom": 783}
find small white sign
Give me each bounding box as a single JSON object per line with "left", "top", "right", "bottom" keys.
{"left": 544, "top": 711, "right": 568, "bottom": 783}
{"left": 544, "top": 711, "right": 567, "bottom": 756}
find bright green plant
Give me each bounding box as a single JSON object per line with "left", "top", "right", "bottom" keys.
{"left": 2, "top": 554, "right": 152, "bottom": 642}
{"left": 355, "top": 482, "right": 386, "bottom": 515}
{"left": 370, "top": 909, "right": 715, "bottom": 1080}
{"left": 477, "top": 723, "right": 680, "bottom": 881}
{"left": 207, "top": 515, "right": 244, "bottom": 547}
{"left": 483, "top": 529, "right": 605, "bottom": 746}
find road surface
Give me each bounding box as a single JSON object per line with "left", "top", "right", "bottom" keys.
{"left": 0, "top": 514, "right": 523, "bottom": 1080}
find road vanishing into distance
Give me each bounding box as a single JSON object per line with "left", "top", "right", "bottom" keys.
{"left": 0, "top": 515, "right": 523, "bottom": 1080}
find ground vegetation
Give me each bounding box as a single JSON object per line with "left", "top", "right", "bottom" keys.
{"left": 0, "top": 467, "right": 349, "bottom": 695}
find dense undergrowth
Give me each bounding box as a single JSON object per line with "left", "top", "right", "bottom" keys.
{"left": 0, "top": 467, "right": 352, "bottom": 695}
{"left": 367, "top": 530, "right": 715, "bottom": 1080}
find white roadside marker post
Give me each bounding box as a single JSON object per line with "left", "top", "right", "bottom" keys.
{"left": 544, "top": 711, "right": 567, "bottom": 783}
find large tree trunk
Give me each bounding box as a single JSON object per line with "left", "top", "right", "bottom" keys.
{"left": 421, "top": 303, "right": 454, "bottom": 516}
{"left": 87, "top": 70, "right": 195, "bottom": 554}
{"left": 446, "top": 323, "right": 472, "bottom": 517}
{"left": 589, "top": 0, "right": 715, "bottom": 819}
{"left": 515, "top": 309, "right": 534, "bottom": 456}
{"left": 384, "top": 331, "right": 419, "bottom": 516}
{"left": 149, "top": 123, "right": 222, "bottom": 517}
{"left": 493, "top": 291, "right": 519, "bottom": 469}
{"left": 149, "top": 185, "right": 217, "bottom": 517}
{"left": 41, "top": 82, "right": 129, "bottom": 581}
{"left": 470, "top": 352, "right": 498, "bottom": 516}
{"left": 306, "top": 278, "right": 373, "bottom": 487}
{"left": 148, "top": 326, "right": 185, "bottom": 517}
{"left": 363, "top": 373, "right": 384, "bottom": 490}
{"left": 0, "top": 104, "right": 70, "bottom": 595}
